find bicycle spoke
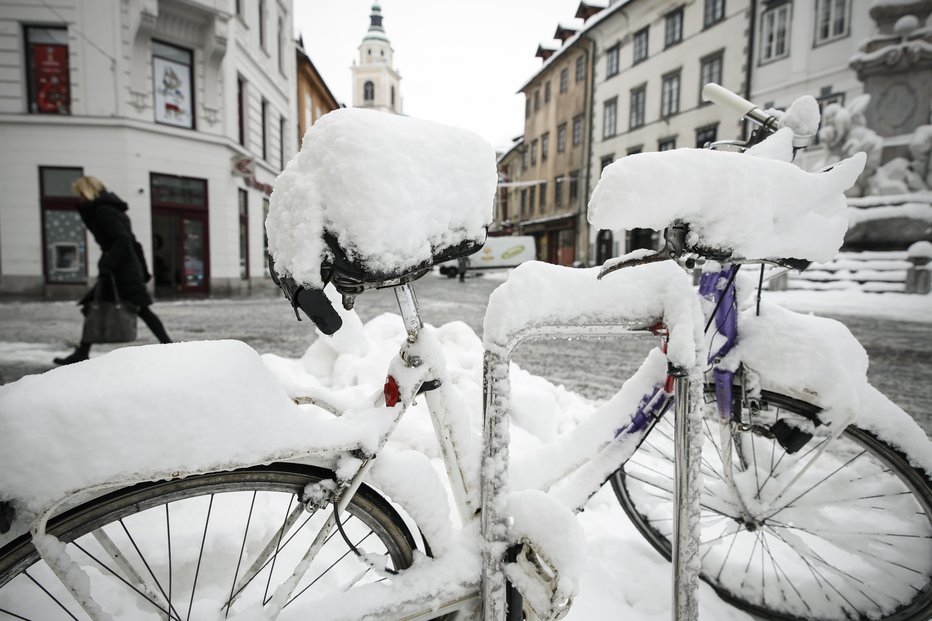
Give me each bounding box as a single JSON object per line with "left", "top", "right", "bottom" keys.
{"left": 226, "top": 491, "right": 258, "bottom": 618}
{"left": 186, "top": 493, "right": 214, "bottom": 621}
{"left": 766, "top": 450, "right": 869, "bottom": 521}
{"left": 262, "top": 494, "right": 296, "bottom": 606}
{"left": 0, "top": 606, "right": 32, "bottom": 621}
{"left": 72, "top": 541, "right": 179, "bottom": 619}
{"left": 283, "top": 530, "right": 376, "bottom": 608}
{"left": 25, "top": 569, "right": 80, "bottom": 621}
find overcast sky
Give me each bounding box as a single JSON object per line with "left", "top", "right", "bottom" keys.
{"left": 294, "top": 0, "right": 584, "bottom": 150}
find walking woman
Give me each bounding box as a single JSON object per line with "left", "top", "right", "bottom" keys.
{"left": 54, "top": 176, "right": 172, "bottom": 365}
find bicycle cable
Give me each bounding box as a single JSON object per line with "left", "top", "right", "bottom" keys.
{"left": 332, "top": 504, "right": 400, "bottom": 576}
{"left": 703, "top": 264, "right": 742, "bottom": 334}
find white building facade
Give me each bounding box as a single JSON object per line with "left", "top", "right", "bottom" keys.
{"left": 0, "top": 0, "right": 296, "bottom": 298}
{"left": 586, "top": 0, "right": 752, "bottom": 260}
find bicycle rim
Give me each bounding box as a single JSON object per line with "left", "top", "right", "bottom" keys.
{"left": 0, "top": 463, "right": 420, "bottom": 619}
{"left": 610, "top": 390, "right": 932, "bottom": 621}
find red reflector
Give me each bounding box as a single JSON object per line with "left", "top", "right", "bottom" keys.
{"left": 384, "top": 375, "right": 401, "bottom": 407}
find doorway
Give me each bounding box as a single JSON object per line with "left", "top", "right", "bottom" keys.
{"left": 150, "top": 173, "right": 209, "bottom": 297}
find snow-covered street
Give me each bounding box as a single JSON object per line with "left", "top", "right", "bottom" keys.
{"left": 1, "top": 270, "right": 930, "bottom": 434}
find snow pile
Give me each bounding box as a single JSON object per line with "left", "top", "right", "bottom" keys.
{"left": 267, "top": 108, "right": 497, "bottom": 287}
{"left": 588, "top": 129, "right": 866, "bottom": 262}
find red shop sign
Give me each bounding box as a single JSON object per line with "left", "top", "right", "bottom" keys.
{"left": 32, "top": 43, "right": 70, "bottom": 114}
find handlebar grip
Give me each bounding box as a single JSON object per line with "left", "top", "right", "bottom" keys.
{"left": 296, "top": 287, "right": 343, "bottom": 335}
{"left": 701, "top": 83, "right": 776, "bottom": 130}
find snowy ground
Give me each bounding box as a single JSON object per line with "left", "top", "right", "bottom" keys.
{"left": 1, "top": 271, "right": 929, "bottom": 433}
{"left": 0, "top": 269, "right": 930, "bottom": 619}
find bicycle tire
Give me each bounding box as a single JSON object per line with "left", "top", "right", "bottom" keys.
{"left": 610, "top": 389, "right": 932, "bottom": 621}
{"left": 0, "top": 463, "right": 430, "bottom": 619}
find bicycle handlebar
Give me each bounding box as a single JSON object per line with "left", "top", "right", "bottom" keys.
{"left": 701, "top": 83, "right": 778, "bottom": 133}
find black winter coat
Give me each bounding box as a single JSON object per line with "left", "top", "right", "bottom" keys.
{"left": 78, "top": 192, "right": 153, "bottom": 309}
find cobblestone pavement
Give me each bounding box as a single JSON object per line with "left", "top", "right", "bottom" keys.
{"left": 1, "top": 272, "right": 930, "bottom": 434}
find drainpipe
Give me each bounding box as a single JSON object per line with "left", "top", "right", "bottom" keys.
{"left": 581, "top": 34, "right": 595, "bottom": 266}
{"left": 743, "top": 0, "right": 758, "bottom": 141}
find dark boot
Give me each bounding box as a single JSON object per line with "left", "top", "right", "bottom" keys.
{"left": 0, "top": 500, "right": 14, "bottom": 534}
{"left": 54, "top": 343, "right": 90, "bottom": 366}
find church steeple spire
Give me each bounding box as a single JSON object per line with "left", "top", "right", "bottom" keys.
{"left": 368, "top": 3, "right": 384, "bottom": 33}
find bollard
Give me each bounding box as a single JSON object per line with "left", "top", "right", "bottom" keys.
{"left": 906, "top": 241, "right": 932, "bottom": 294}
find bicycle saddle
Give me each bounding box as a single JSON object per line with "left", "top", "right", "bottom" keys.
{"left": 266, "top": 108, "right": 496, "bottom": 294}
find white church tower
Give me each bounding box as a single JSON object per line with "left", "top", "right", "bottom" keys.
{"left": 352, "top": 3, "right": 402, "bottom": 113}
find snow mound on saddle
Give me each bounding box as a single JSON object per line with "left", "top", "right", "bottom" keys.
{"left": 588, "top": 129, "right": 865, "bottom": 263}
{"left": 267, "top": 108, "right": 497, "bottom": 288}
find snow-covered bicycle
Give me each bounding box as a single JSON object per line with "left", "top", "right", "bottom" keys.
{"left": 1, "top": 86, "right": 930, "bottom": 621}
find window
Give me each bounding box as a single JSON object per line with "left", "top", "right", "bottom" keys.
{"left": 520, "top": 189, "right": 528, "bottom": 216}
{"left": 627, "top": 146, "right": 643, "bottom": 155}
{"left": 555, "top": 177, "right": 564, "bottom": 207}
{"left": 600, "top": 155, "right": 614, "bottom": 172}
{"left": 391, "top": 86, "right": 395, "bottom": 109}
{"left": 522, "top": 148, "right": 528, "bottom": 170}
{"left": 24, "top": 26, "right": 70, "bottom": 115}
{"left": 258, "top": 0, "right": 267, "bottom": 50}
{"left": 263, "top": 198, "right": 271, "bottom": 273}
{"left": 815, "top": 0, "right": 849, "bottom": 45}
{"left": 661, "top": 71, "right": 681, "bottom": 118}
{"left": 704, "top": 0, "right": 725, "bottom": 27}
{"left": 363, "top": 80, "right": 375, "bottom": 104}
{"left": 569, "top": 171, "right": 579, "bottom": 201}
{"left": 603, "top": 98, "right": 618, "bottom": 139}
{"left": 575, "top": 55, "right": 585, "bottom": 81}
{"left": 534, "top": 89, "right": 540, "bottom": 111}
{"left": 153, "top": 40, "right": 194, "bottom": 128}
{"left": 814, "top": 87, "right": 845, "bottom": 144}
{"left": 525, "top": 98, "right": 531, "bottom": 118}
{"left": 606, "top": 44, "right": 620, "bottom": 77}
{"left": 529, "top": 186, "right": 536, "bottom": 214}
{"left": 303, "top": 92, "right": 312, "bottom": 130}
{"left": 630, "top": 85, "right": 646, "bottom": 129}
{"left": 560, "top": 67, "right": 569, "bottom": 93}
{"left": 659, "top": 137, "right": 677, "bottom": 151}
{"left": 39, "top": 167, "right": 86, "bottom": 284}
{"left": 761, "top": 4, "right": 791, "bottom": 62}
{"left": 261, "top": 99, "right": 268, "bottom": 160}
{"left": 530, "top": 139, "right": 538, "bottom": 166}
{"left": 633, "top": 27, "right": 649, "bottom": 64}
{"left": 572, "top": 115, "right": 584, "bottom": 146}
{"left": 696, "top": 124, "right": 718, "bottom": 147}
{"left": 665, "top": 8, "right": 684, "bottom": 48}
{"left": 539, "top": 182, "right": 546, "bottom": 209}
{"left": 237, "top": 76, "right": 247, "bottom": 146}
{"left": 277, "top": 16, "right": 285, "bottom": 73}
{"left": 557, "top": 123, "right": 567, "bottom": 153}
{"left": 238, "top": 188, "right": 249, "bottom": 280}
{"left": 541, "top": 132, "right": 550, "bottom": 161}
{"left": 279, "top": 116, "right": 286, "bottom": 169}
{"left": 545, "top": 81, "right": 551, "bottom": 103}
{"left": 699, "top": 53, "right": 723, "bottom": 101}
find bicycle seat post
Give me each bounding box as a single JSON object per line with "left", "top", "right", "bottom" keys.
{"left": 394, "top": 282, "right": 423, "bottom": 343}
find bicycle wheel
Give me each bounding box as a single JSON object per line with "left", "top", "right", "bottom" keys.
{"left": 0, "top": 463, "right": 425, "bottom": 619}
{"left": 610, "top": 389, "right": 932, "bottom": 621}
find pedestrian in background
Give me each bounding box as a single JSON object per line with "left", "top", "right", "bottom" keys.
{"left": 53, "top": 176, "right": 172, "bottom": 365}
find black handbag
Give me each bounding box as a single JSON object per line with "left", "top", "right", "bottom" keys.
{"left": 81, "top": 275, "right": 138, "bottom": 344}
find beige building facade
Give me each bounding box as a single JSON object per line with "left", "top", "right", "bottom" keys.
{"left": 517, "top": 28, "right": 594, "bottom": 265}
{"left": 351, "top": 3, "right": 402, "bottom": 114}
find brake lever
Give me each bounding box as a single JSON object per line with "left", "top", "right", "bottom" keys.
{"left": 597, "top": 248, "right": 674, "bottom": 279}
